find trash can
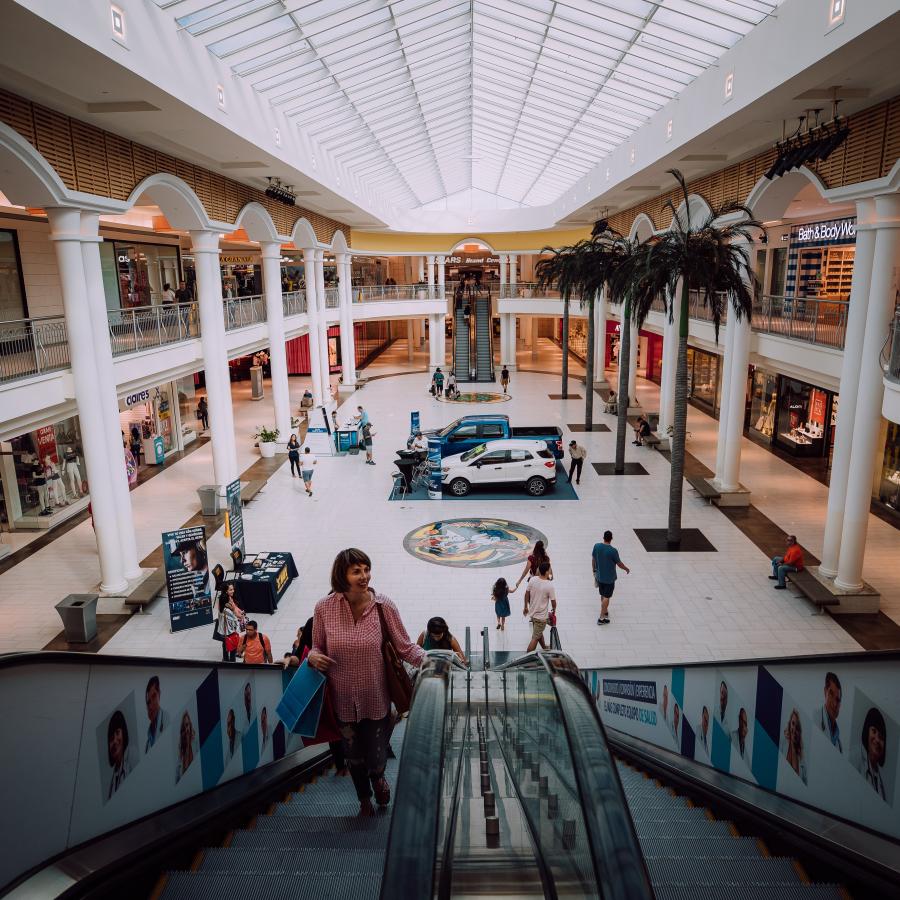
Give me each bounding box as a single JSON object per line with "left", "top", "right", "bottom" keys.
{"left": 198, "top": 485, "right": 220, "bottom": 516}
{"left": 55, "top": 594, "right": 98, "bottom": 643}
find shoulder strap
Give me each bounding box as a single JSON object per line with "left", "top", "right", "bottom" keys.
{"left": 374, "top": 600, "right": 388, "bottom": 648}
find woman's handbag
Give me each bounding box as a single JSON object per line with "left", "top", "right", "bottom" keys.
{"left": 376, "top": 602, "right": 413, "bottom": 715}
{"left": 224, "top": 632, "right": 240, "bottom": 653}
{"left": 212, "top": 614, "right": 225, "bottom": 642}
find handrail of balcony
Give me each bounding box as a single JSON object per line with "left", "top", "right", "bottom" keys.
{"left": 323, "top": 287, "right": 340, "bottom": 308}
{"left": 884, "top": 311, "right": 900, "bottom": 384}
{"left": 107, "top": 302, "right": 200, "bottom": 357}
{"left": 283, "top": 290, "right": 306, "bottom": 317}
{"left": 499, "top": 282, "right": 560, "bottom": 299}
{"left": 754, "top": 294, "right": 848, "bottom": 350}
{"left": 352, "top": 284, "right": 442, "bottom": 302}
{"left": 0, "top": 315, "right": 69, "bottom": 384}
{"left": 223, "top": 294, "right": 266, "bottom": 331}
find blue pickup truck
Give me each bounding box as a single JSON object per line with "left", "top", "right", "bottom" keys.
{"left": 427, "top": 415, "right": 564, "bottom": 459}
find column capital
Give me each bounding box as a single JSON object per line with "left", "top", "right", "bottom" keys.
{"left": 314, "top": 248, "right": 325, "bottom": 262}
{"left": 189, "top": 229, "right": 222, "bottom": 255}
{"left": 301, "top": 246, "right": 316, "bottom": 261}
{"left": 426, "top": 254, "right": 436, "bottom": 263}
{"left": 260, "top": 241, "right": 283, "bottom": 260}
{"left": 499, "top": 253, "right": 508, "bottom": 262}
{"left": 436, "top": 254, "right": 446, "bottom": 263}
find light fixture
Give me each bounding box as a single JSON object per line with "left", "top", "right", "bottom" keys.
{"left": 724, "top": 72, "right": 734, "bottom": 101}
{"left": 763, "top": 111, "right": 849, "bottom": 181}
{"left": 828, "top": 0, "right": 846, "bottom": 29}
{"left": 666, "top": 119, "right": 673, "bottom": 141}
{"left": 110, "top": 4, "right": 126, "bottom": 41}
{"left": 216, "top": 84, "right": 226, "bottom": 109}
{"left": 629, "top": 148, "right": 635, "bottom": 165}
{"left": 274, "top": 128, "right": 281, "bottom": 147}
{"left": 265, "top": 178, "right": 296, "bottom": 207}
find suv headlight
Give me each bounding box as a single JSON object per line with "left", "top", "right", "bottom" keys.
{"left": 441, "top": 466, "right": 450, "bottom": 473}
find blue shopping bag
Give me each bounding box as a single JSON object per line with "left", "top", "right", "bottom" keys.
{"left": 276, "top": 660, "right": 326, "bottom": 737}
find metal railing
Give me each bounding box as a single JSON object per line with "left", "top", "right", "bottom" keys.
{"left": 282, "top": 290, "right": 306, "bottom": 317}
{"left": 323, "top": 287, "right": 340, "bottom": 308}
{"left": 499, "top": 282, "right": 561, "bottom": 299}
{"left": 223, "top": 294, "right": 266, "bottom": 331}
{"left": 884, "top": 311, "right": 900, "bottom": 384}
{"left": 108, "top": 303, "right": 200, "bottom": 357}
{"left": 352, "top": 284, "right": 440, "bottom": 302}
{"left": 754, "top": 294, "right": 848, "bottom": 350}
{"left": 0, "top": 316, "right": 69, "bottom": 384}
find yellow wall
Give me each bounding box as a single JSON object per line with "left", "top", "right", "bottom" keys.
{"left": 348, "top": 228, "right": 592, "bottom": 253}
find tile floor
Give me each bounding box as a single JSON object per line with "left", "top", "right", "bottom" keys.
{"left": 2, "top": 337, "right": 894, "bottom": 666}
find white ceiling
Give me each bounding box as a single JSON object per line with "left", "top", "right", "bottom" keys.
{"left": 151, "top": 0, "right": 784, "bottom": 210}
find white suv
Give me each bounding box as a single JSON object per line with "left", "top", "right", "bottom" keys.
{"left": 441, "top": 439, "right": 558, "bottom": 497}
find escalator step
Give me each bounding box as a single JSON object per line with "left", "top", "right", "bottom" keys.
{"left": 634, "top": 819, "right": 736, "bottom": 838}
{"left": 639, "top": 836, "right": 765, "bottom": 859}
{"left": 626, "top": 801, "right": 711, "bottom": 819}
{"left": 647, "top": 857, "right": 804, "bottom": 886}
{"left": 276, "top": 796, "right": 381, "bottom": 815}
{"left": 198, "top": 848, "right": 385, "bottom": 873}
{"left": 653, "top": 886, "right": 845, "bottom": 900}
{"left": 254, "top": 814, "right": 391, "bottom": 834}
{"left": 159, "top": 872, "right": 380, "bottom": 900}
{"left": 229, "top": 830, "right": 387, "bottom": 850}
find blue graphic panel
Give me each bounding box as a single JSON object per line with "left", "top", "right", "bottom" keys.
{"left": 196, "top": 669, "right": 220, "bottom": 745}
{"left": 242, "top": 720, "right": 259, "bottom": 773}
{"left": 200, "top": 724, "right": 224, "bottom": 791}
{"left": 681, "top": 718, "right": 696, "bottom": 760}
{"left": 711, "top": 719, "right": 731, "bottom": 773}
{"left": 755, "top": 666, "right": 784, "bottom": 746}
{"left": 671, "top": 667, "right": 685, "bottom": 708}
{"left": 273, "top": 721, "right": 287, "bottom": 761}
{"left": 751, "top": 721, "right": 779, "bottom": 790}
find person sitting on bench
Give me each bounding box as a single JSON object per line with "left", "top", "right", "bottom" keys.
{"left": 769, "top": 535, "right": 804, "bottom": 590}
{"left": 632, "top": 416, "right": 652, "bottom": 446}
{"left": 604, "top": 390, "right": 617, "bottom": 414}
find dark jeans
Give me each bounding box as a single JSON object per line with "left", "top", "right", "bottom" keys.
{"left": 221, "top": 643, "right": 236, "bottom": 662}
{"left": 199, "top": 412, "right": 208, "bottom": 429}
{"left": 338, "top": 714, "right": 391, "bottom": 800}
{"left": 568, "top": 458, "right": 583, "bottom": 483}
{"left": 289, "top": 454, "right": 301, "bottom": 476}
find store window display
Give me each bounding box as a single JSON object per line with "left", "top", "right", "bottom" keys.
{"left": 878, "top": 423, "right": 900, "bottom": 514}
{"left": 774, "top": 379, "right": 833, "bottom": 457}
{"left": 0, "top": 228, "right": 27, "bottom": 321}
{"left": 176, "top": 376, "right": 199, "bottom": 448}
{"left": 686, "top": 348, "right": 720, "bottom": 414}
{"left": 100, "top": 241, "right": 181, "bottom": 309}
{"left": 749, "top": 369, "right": 778, "bottom": 441}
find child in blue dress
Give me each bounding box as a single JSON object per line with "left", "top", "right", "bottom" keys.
{"left": 492, "top": 577, "right": 513, "bottom": 631}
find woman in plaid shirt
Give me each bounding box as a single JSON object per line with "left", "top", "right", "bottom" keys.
{"left": 309, "top": 548, "right": 425, "bottom": 814}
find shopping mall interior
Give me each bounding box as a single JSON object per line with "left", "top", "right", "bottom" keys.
{"left": 1, "top": 1, "right": 899, "bottom": 897}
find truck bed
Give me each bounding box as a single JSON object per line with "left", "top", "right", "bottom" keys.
{"left": 511, "top": 426, "right": 564, "bottom": 438}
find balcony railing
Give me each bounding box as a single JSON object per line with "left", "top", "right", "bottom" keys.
{"left": 885, "top": 312, "right": 900, "bottom": 384}
{"left": 108, "top": 303, "right": 200, "bottom": 357}
{"left": 223, "top": 294, "right": 266, "bottom": 331}
{"left": 352, "top": 284, "right": 440, "bottom": 302}
{"left": 0, "top": 316, "right": 69, "bottom": 384}
{"left": 323, "top": 287, "right": 340, "bottom": 308}
{"left": 499, "top": 282, "right": 561, "bottom": 299}
{"left": 283, "top": 290, "right": 306, "bottom": 317}
{"left": 754, "top": 294, "right": 847, "bottom": 350}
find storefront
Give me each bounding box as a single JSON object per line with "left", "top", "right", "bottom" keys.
{"left": 748, "top": 367, "right": 779, "bottom": 442}
{"left": 785, "top": 216, "right": 856, "bottom": 300}
{"left": 219, "top": 253, "right": 262, "bottom": 298}
{"left": 0, "top": 415, "right": 90, "bottom": 530}
{"left": 771, "top": 376, "right": 836, "bottom": 458}
{"left": 686, "top": 347, "right": 722, "bottom": 416}
{"left": 0, "top": 227, "right": 27, "bottom": 321}
{"left": 176, "top": 375, "right": 201, "bottom": 448}
{"left": 99, "top": 239, "right": 181, "bottom": 309}
{"left": 876, "top": 422, "right": 900, "bottom": 521}
{"left": 118, "top": 381, "right": 184, "bottom": 472}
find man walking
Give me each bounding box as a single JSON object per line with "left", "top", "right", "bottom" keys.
{"left": 500, "top": 365, "right": 510, "bottom": 393}
{"left": 432, "top": 367, "right": 445, "bottom": 397}
{"left": 769, "top": 534, "right": 803, "bottom": 590}
{"left": 591, "top": 530, "right": 630, "bottom": 625}
{"left": 523, "top": 561, "right": 556, "bottom": 652}
{"left": 567, "top": 440, "right": 586, "bottom": 484}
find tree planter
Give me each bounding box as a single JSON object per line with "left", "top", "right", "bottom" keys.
{"left": 259, "top": 441, "right": 276, "bottom": 458}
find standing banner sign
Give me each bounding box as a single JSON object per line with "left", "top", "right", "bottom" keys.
{"left": 225, "top": 479, "right": 245, "bottom": 555}
{"left": 427, "top": 435, "right": 442, "bottom": 499}
{"left": 410, "top": 410, "right": 420, "bottom": 435}
{"left": 161, "top": 526, "right": 214, "bottom": 632}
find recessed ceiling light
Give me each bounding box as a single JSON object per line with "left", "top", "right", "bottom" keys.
{"left": 666, "top": 119, "right": 673, "bottom": 141}
{"left": 724, "top": 71, "right": 734, "bottom": 101}
{"left": 110, "top": 4, "right": 126, "bottom": 42}
{"left": 216, "top": 84, "right": 226, "bottom": 109}
{"left": 828, "top": 0, "right": 846, "bottom": 30}
{"left": 274, "top": 128, "right": 281, "bottom": 147}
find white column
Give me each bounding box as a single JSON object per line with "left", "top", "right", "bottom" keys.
{"left": 430, "top": 313, "right": 445, "bottom": 370}
{"left": 338, "top": 254, "right": 357, "bottom": 388}
{"left": 417, "top": 255, "right": 426, "bottom": 283}
{"left": 508, "top": 254, "right": 517, "bottom": 291}
{"left": 657, "top": 285, "right": 682, "bottom": 439}
{"left": 819, "top": 199, "right": 878, "bottom": 577}
{"left": 594, "top": 288, "right": 607, "bottom": 380}
{"left": 712, "top": 319, "right": 736, "bottom": 485}
{"left": 426, "top": 254, "right": 435, "bottom": 297}
{"left": 260, "top": 242, "right": 291, "bottom": 445}
{"left": 627, "top": 319, "right": 638, "bottom": 407}
{"left": 79, "top": 212, "right": 141, "bottom": 579}
{"left": 720, "top": 314, "right": 751, "bottom": 491}
{"left": 302, "top": 248, "right": 324, "bottom": 405}
{"left": 835, "top": 194, "right": 900, "bottom": 591}
{"left": 191, "top": 230, "right": 238, "bottom": 489}
{"left": 47, "top": 207, "right": 126, "bottom": 592}
{"left": 499, "top": 313, "right": 510, "bottom": 367}
{"left": 407, "top": 319, "right": 415, "bottom": 362}
{"left": 437, "top": 255, "right": 446, "bottom": 299}
{"left": 499, "top": 254, "right": 508, "bottom": 297}
{"left": 315, "top": 250, "right": 330, "bottom": 398}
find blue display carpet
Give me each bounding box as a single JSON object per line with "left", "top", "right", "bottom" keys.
{"left": 389, "top": 462, "right": 579, "bottom": 501}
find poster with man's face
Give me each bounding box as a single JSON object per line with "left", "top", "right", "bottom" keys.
{"left": 161, "top": 526, "right": 214, "bottom": 632}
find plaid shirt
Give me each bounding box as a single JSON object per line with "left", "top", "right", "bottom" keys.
{"left": 312, "top": 591, "right": 425, "bottom": 722}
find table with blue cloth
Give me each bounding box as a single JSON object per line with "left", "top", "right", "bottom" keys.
{"left": 234, "top": 551, "right": 298, "bottom": 614}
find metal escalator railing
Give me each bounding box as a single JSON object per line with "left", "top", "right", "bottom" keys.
{"left": 488, "top": 651, "right": 655, "bottom": 900}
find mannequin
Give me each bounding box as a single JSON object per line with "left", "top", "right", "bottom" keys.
{"left": 63, "top": 447, "right": 83, "bottom": 499}
{"left": 30, "top": 457, "right": 49, "bottom": 515}
{"left": 44, "top": 456, "right": 66, "bottom": 507}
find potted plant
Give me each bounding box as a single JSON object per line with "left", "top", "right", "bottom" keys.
{"left": 254, "top": 425, "right": 279, "bottom": 458}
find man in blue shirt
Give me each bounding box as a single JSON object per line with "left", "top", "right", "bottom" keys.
{"left": 591, "top": 530, "right": 630, "bottom": 625}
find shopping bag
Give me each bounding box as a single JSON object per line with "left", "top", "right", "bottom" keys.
{"left": 549, "top": 625, "right": 561, "bottom": 651}
{"left": 302, "top": 684, "right": 343, "bottom": 746}
{"left": 276, "top": 660, "right": 326, "bottom": 737}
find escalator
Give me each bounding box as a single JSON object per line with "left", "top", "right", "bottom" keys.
{"left": 473, "top": 296, "right": 494, "bottom": 382}
{"left": 453, "top": 305, "right": 470, "bottom": 381}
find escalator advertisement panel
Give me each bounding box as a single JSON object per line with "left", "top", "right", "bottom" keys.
{"left": 584, "top": 660, "right": 900, "bottom": 840}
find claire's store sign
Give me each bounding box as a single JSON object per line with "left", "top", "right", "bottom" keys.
{"left": 793, "top": 218, "right": 856, "bottom": 244}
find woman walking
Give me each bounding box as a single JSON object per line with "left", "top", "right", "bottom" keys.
{"left": 287, "top": 434, "right": 301, "bottom": 478}
{"left": 301, "top": 446, "right": 317, "bottom": 495}
{"left": 491, "top": 577, "right": 513, "bottom": 631}
{"left": 216, "top": 584, "right": 245, "bottom": 662}
{"left": 308, "top": 549, "right": 424, "bottom": 814}
{"left": 514, "top": 540, "right": 553, "bottom": 593}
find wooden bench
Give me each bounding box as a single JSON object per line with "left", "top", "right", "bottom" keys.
{"left": 641, "top": 432, "right": 662, "bottom": 449}
{"left": 786, "top": 569, "right": 840, "bottom": 614}
{"left": 686, "top": 473, "right": 720, "bottom": 504}
{"left": 241, "top": 479, "right": 266, "bottom": 505}
{"left": 124, "top": 568, "right": 166, "bottom": 613}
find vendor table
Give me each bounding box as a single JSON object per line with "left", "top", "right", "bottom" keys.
{"left": 234, "top": 551, "right": 298, "bottom": 614}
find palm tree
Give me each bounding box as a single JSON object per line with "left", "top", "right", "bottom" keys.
{"left": 536, "top": 246, "right": 578, "bottom": 398}
{"left": 627, "top": 170, "right": 761, "bottom": 547}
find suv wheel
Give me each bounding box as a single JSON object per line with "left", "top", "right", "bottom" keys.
{"left": 526, "top": 477, "right": 548, "bottom": 496}
{"left": 449, "top": 478, "right": 470, "bottom": 497}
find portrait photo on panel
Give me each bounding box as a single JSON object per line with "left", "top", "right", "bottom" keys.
{"left": 849, "top": 689, "right": 896, "bottom": 806}
{"left": 780, "top": 705, "right": 810, "bottom": 786}
{"left": 143, "top": 675, "right": 170, "bottom": 755}
{"left": 95, "top": 692, "right": 140, "bottom": 804}
{"left": 174, "top": 706, "right": 199, "bottom": 785}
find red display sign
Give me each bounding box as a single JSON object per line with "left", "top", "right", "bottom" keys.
{"left": 36, "top": 425, "right": 58, "bottom": 465}
{"left": 810, "top": 389, "right": 828, "bottom": 425}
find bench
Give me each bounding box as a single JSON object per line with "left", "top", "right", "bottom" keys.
{"left": 124, "top": 568, "right": 166, "bottom": 613}
{"left": 627, "top": 417, "right": 661, "bottom": 449}
{"left": 241, "top": 479, "right": 266, "bottom": 505}
{"left": 786, "top": 569, "right": 840, "bottom": 614}
{"left": 686, "top": 473, "right": 720, "bottom": 504}
{"left": 299, "top": 396, "right": 314, "bottom": 409}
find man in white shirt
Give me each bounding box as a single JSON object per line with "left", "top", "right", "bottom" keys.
{"left": 524, "top": 561, "right": 556, "bottom": 652}
{"left": 411, "top": 431, "right": 428, "bottom": 461}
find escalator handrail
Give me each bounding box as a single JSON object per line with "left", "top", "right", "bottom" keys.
{"left": 379, "top": 652, "right": 455, "bottom": 900}
{"left": 496, "top": 649, "right": 655, "bottom": 900}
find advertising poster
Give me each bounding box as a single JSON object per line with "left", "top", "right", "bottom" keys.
{"left": 588, "top": 658, "right": 900, "bottom": 840}
{"left": 225, "top": 479, "right": 245, "bottom": 555}
{"left": 161, "top": 526, "right": 214, "bottom": 632}
{"left": 36, "top": 424, "right": 58, "bottom": 465}
{"left": 427, "top": 435, "right": 442, "bottom": 499}
{"left": 410, "top": 410, "right": 420, "bottom": 434}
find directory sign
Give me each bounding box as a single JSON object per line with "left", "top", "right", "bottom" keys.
{"left": 161, "top": 525, "right": 214, "bottom": 632}
{"left": 225, "top": 479, "right": 245, "bottom": 556}
{"left": 427, "top": 435, "right": 442, "bottom": 499}
{"left": 410, "top": 410, "right": 420, "bottom": 435}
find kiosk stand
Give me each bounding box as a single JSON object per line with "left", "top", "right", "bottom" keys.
{"left": 304, "top": 402, "right": 337, "bottom": 456}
